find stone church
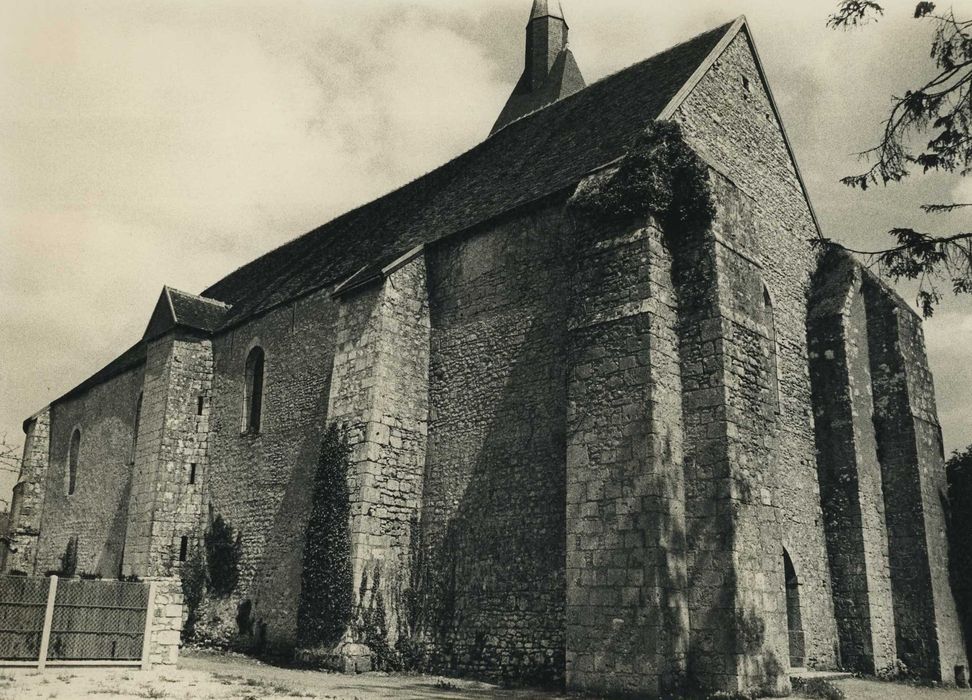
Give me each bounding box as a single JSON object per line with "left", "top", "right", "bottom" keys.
{"left": 4, "top": 2, "right": 968, "bottom": 696}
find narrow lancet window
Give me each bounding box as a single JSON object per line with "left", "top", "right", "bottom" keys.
{"left": 67, "top": 429, "right": 81, "bottom": 495}
{"left": 763, "top": 285, "right": 781, "bottom": 414}
{"left": 242, "top": 347, "right": 265, "bottom": 433}
{"left": 131, "top": 392, "right": 143, "bottom": 465}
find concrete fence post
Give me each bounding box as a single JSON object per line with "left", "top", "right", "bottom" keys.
{"left": 140, "top": 581, "right": 158, "bottom": 670}
{"left": 37, "top": 575, "right": 57, "bottom": 670}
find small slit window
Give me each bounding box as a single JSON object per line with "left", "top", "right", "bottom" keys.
{"left": 197, "top": 396, "right": 205, "bottom": 416}
{"left": 67, "top": 429, "right": 81, "bottom": 495}
{"left": 242, "top": 346, "right": 265, "bottom": 434}
{"left": 763, "top": 285, "right": 781, "bottom": 414}
{"left": 189, "top": 463, "right": 197, "bottom": 485}
{"left": 179, "top": 536, "right": 189, "bottom": 562}
{"left": 130, "top": 392, "right": 143, "bottom": 465}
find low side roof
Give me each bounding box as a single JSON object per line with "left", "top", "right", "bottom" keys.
{"left": 143, "top": 287, "right": 233, "bottom": 341}
{"left": 202, "top": 20, "right": 736, "bottom": 328}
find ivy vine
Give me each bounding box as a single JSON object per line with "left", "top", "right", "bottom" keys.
{"left": 568, "top": 120, "right": 714, "bottom": 233}
{"left": 296, "top": 424, "right": 354, "bottom": 649}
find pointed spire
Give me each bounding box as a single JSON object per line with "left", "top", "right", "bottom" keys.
{"left": 525, "top": 2, "right": 568, "bottom": 92}
{"left": 491, "top": 1, "right": 585, "bottom": 134}
{"left": 530, "top": 0, "right": 565, "bottom": 22}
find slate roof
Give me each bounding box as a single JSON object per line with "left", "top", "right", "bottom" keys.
{"left": 202, "top": 20, "right": 735, "bottom": 328}
{"left": 168, "top": 288, "right": 231, "bottom": 333}
{"left": 45, "top": 18, "right": 738, "bottom": 410}
{"left": 491, "top": 46, "right": 586, "bottom": 134}
{"left": 53, "top": 342, "right": 146, "bottom": 405}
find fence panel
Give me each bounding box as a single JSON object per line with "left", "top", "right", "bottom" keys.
{"left": 49, "top": 579, "right": 149, "bottom": 661}
{"left": 0, "top": 576, "right": 151, "bottom": 666}
{"left": 0, "top": 577, "right": 48, "bottom": 660}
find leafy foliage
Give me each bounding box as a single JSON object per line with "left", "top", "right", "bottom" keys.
{"left": 296, "top": 424, "right": 353, "bottom": 649}
{"left": 568, "top": 120, "right": 714, "bottom": 233}
{"left": 947, "top": 445, "right": 972, "bottom": 663}
{"left": 825, "top": 2, "right": 971, "bottom": 316}
{"left": 827, "top": 1, "right": 885, "bottom": 28}
{"left": 814, "top": 228, "right": 972, "bottom": 317}
{"left": 59, "top": 537, "right": 78, "bottom": 577}
{"left": 354, "top": 566, "right": 395, "bottom": 671}
{"left": 205, "top": 515, "right": 242, "bottom": 597}
{"left": 180, "top": 542, "right": 207, "bottom": 641}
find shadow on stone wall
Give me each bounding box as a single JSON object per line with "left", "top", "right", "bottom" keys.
{"left": 95, "top": 477, "right": 132, "bottom": 578}
{"left": 414, "top": 263, "right": 568, "bottom": 686}
{"left": 947, "top": 455, "right": 972, "bottom": 666}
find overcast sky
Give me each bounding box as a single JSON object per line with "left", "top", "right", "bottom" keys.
{"left": 1, "top": 0, "right": 970, "bottom": 505}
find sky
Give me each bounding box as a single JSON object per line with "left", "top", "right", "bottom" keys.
{"left": 1, "top": 0, "right": 970, "bottom": 506}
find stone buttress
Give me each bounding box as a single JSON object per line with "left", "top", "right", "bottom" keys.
{"left": 122, "top": 330, "right": 213, "bottom": 577}
{"left": 563, "top": 168, "right": 790, "bottom": 698}
{"left": 3, "top": 409, "right": 52, "bottom": 574}
{"left": 671, "top": 172, "right": 789, "bottom": 696}
{"left": 863, "top": 275, "right": 968, "bottom": 682}
{"left": 326, "top": 250, "right": 431, "bottom": 649}
{"left": 807, "top": 251, "right": 896, "bottom": 674}
{"left": 564, "top": 211, "right": 688, "bottom": 696}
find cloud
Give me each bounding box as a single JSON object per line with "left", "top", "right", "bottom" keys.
{"left": 924, "top": 310, "right": 972, "bottom": 454}
{"left": 1, "top": 0, "right": 970, "bottom": 505}
{"left": 0, "top": 0, "right": 510, "bottom": 501}
{"left": 952, "top": 177, "right": 972, "bottom": 205}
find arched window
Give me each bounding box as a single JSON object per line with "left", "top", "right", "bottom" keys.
{"left": 242, "top": 347, "right": 265, "bottom": 434}
{"left": 763, "top": 285, "right": 781, "bottom": 414}
{"left": 67, "top": 429, "right": 81, "bottom": 495}
{"left": 784, "top": 548, "right": 804, "bottom": 669}
{"left": 130, "top": 392, "right": 143, "bottom": 465}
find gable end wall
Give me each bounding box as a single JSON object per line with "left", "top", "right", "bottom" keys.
{"left": 672, "top": 29, "right": 839, "bottom": 669}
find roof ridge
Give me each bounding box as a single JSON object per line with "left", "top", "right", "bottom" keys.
{"left": 167, "top": 286, "right": 232, "bottom": 308}
{"left": 46, "top": 17, "right": 741, "bottom": 406}
{"left": 491, "top": 19, "right": 737, "bottom": 137}
{"left": 192, "top": 20, "right": 735, "bottom": 327}
{"left": 202, "top": 19, "right": 736, "bottom": 309}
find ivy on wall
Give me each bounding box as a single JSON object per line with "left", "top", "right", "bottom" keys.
{"left": 296, "top": 424, "right": 354, "bottom": 649}
{"left": 45, "top": 537, "right": 79, "bottom": 577}
{"left": 205, "top": 515, "right": 242, "bottom": 597}
{"left": 180, "top": 543, "right": 206, "bottom": 642}
{"left": 179, "top": 513, "right": 242, "bottom": 643}
{"left": 61, "top": 537, "right": 78, "bottom": 577}
{"left": 354, "top": 566, "right": 395, "bottom": 670}
{"left": 568, "top": 120, "right": 714, "bottom": 233}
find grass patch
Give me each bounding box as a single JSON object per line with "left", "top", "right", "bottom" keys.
{"left": 432, "top": 678, "right": 462, "bottom": 691}
{"left": 793, "top": 677, "right": 846, "bottom": 700}
{"left": 213, "top": 672, "right": 237, "bottom": 685}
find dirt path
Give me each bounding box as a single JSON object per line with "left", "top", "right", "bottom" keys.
{"left": 1, "top": 651, "right": 970, "bottom": 699}
{"left": 0, "top": 650, "right": 577, "bottom": 699}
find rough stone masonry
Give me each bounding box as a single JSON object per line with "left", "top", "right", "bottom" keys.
{"left": 4, "top": 3, "right": 968, "bottom": 697}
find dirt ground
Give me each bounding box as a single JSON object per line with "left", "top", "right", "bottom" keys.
{"left": 1, "top": 651, "right": 970, "bottom": 699}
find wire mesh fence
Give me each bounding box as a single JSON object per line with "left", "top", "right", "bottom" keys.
{"left": 0, "top": 576, "right": 151, "bottom": 666}
{"left": 0, "top": 576, "right": 48, "bottom": 660}
{"left": 49, "top": 579, "right": 149, "bottom": 661}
